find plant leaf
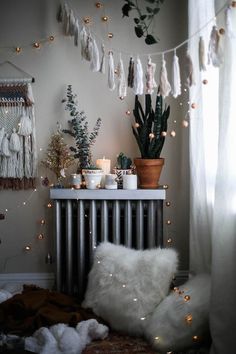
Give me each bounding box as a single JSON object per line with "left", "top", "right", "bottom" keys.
{"left": 140, "top": 15, "right": 147, "bottom": 20}
{"left": 145, "top": 0, "right": 155, "bottom": 3}
{"left": 122, "top": 3, "right": 132, "bottom": 17}
{"left": 135, "top": 26, "right": 144, "bottom": 38}
{"left": 134, "top": 18, "right": 140, "bottom": 24}
{"left": 146, "top": 6, "right": 153, "bottom": 13}
{"left": 153, "top": 7, "right": 160, "bottom": 14}
{"left": 145, "top": 34, "right": 158, "bottom": 44}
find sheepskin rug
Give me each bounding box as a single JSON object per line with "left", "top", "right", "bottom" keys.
{"left": 82, "top": 242, "right": 178, "bottom": 336}
{"left": 144, "top": 273, "right": 211, "bottom": 352}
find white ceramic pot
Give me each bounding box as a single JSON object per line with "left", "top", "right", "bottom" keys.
{"left": 84, "top": 173, "right": 103, "bottom": 190}
{"left": 70, "top": 174, "right": 82, "bottom": 189}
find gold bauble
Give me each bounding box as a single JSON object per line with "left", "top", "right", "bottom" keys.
{"left": 83, "top": 17, "right": 91, "bottom": 24}
{"left": 184, "top": 295, "right": 191, "bottom": 302}
{"left": 185, "top": 314, "right": 193, "bottom": 324}
{"left": 37, "top": 233, "right": 44, "bottom": 240}
{"left": 49, "top": 35, "right": 55, "bottom": 41}
{"left": 102, "top": 15, "right": 109, "bottom": 22}
{"left": 15, "top": 47, "right": 21, "bottom": 53}
{"left": 166, "top": 201, "right": 171, "bottom": 207}
{"left": 95, "top": 2, "right": 102, "bottom": 8}
{"left": 33, "top": 42, "right": 40, "bottom": 48}
{"left": 219, "top": 28, "right": 225, "bottom": 35}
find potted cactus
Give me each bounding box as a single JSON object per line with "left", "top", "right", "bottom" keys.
{"left": 114, "top": 152, "right": 133, "bottom": 188}
{"left": 132, "top": 93, "right": 170, "bottom": 188}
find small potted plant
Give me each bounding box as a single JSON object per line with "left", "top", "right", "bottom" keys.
{"left": 132, "top": 93, "right": 170, "bottom": 188}
{"left": 113, "top": 152, "right": 133, "bottom": 188}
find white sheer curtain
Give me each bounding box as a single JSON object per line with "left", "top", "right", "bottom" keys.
{"left": 188, "top": 0, "right": 236, "bottom": 352}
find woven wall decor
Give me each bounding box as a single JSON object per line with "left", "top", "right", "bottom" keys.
{"left": 0, "top": 62, "right": 37, "bottom": 190}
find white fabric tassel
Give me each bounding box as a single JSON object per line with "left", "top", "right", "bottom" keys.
{"left": 1, "top": 134, "right": 11, "bottom": 157}
{"left": 185, "top": 52, "right": 196, "bottom": 87}
{"left": 69, "top": 9, "right": 75, "bottom": 36}
{"left": 99, "top": 44, "right": 106, "bottom": 74}
{"left": 9, "top": 129, "right": 21, "bottom": 152}
{"left": 18, "top": 115, "right": 32, "bottom": 136}
{"left": 74, "top": 19, "right": 80, "bottom": 46}
{"left": 63, "top": 3, "right": 70, "bottom": 35}
{"left": 199, "top": 36, "right": 207, "bottom": 71}
{"left": 108, "top": 51, "right": 115, "bottom": 91}
{"left": 0, "top": 127, "right": 5, "bottom": 152}
{"left": 27, "top": 83, "right": 35, "bottom": 104}
{"left": 84, "top": 34, "right": 93, "bottom": 62}
{"left": 145, "top": 57, "right": 157, "bottom": 94}
{"left": 90, "top": 37, "right": 100, "bottom": 72}
{"left": 17, "top": 136, "right": 24, "bottom": 178}
{"left": 117, "top": 56, "right": 127, "bottom": 98}
{"left": 171, "top": 52, "right": 181, "bottom": 98}
{"left": 28, "top": 106, "right": 37, "bottom": 178}
{"left": 7, "top": 153, "right": 18, "bottom": 178}
{"left": 225, "top": 6, "right": 236, "bottom": 38}
{"left": 133, "top": 57, "right": 144, "bottom": 95}
{"left": 80, "top": 27, "right": 88, "bottom": 60}
{"left": 208, "top": 26, "right": 223, "bottom": 67}
{"left": 0, "top": 156, "right": 8, "bottom": 177}
{"left": 159, "top": 55, "right": 171, "bottom": 98}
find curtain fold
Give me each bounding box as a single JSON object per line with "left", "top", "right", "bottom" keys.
{"left": 189, "top": 0, "right": 236, "bottom": 352}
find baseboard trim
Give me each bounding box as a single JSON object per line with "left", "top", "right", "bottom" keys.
{"left": 0, "top": 272, "right": 55, "bottom": 289}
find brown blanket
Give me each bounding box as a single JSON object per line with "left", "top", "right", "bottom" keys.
{"left": 0, "top": 285, "right": 98, "bottom": 336}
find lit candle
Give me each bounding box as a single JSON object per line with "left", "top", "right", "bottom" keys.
{"left": 96, "top": 157, "right": 111, "bottom": 174}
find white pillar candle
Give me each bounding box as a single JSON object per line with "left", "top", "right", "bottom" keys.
{"left": 96, "top": 157, "right": 111, "bottom": 188}
{"left": 122, "top": 174, "right": 138, "bottom": 190}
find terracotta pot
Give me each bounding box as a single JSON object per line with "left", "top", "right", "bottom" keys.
{"left": 134, "top": 158, "right": 164, "bottom": 189}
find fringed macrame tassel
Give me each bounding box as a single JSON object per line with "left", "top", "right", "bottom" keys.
{"left": 108, "top": 51, "right": 115, "bottom": 91}
{"left": 90, "top": 37, "right": 100, "bottom": 72}
{"left": 117, "top": 56, "right": 127, "bottom": 98}
{"left": 18, "top": 115, "right": 32, "bottom": 136}
{"left": 74, "top": 19, "right": 80, "bottom": 46}
{"left": 145, "top": 57, "right": 157, "bottom": 94}
{"left": 171, "top": 52, "right": 181, "bottom": 98}
{"left": 17, "top": 136, "right": 24, "bottom": 178}
{"left": 63, "top": 3, "right": 70, "bottom": 36}
{"left": 208, "top": 26, "right": 223, "bottom": 67}
{"left": 185, "top": 52, "right": 195, "bottom": 87}
{"left": 199, "top": 36, "right": 207, "bottom": 71}
{"left": 159, "top": 55, "right": 171, "bottom": 98}
{"left": 99, "top": 44, "right": 106, "bottom": 74}
{"left": 84, "top": 34, "right": 93, "bottom": 62}
{"left": 69, "top": 9, "right": 76, "bottom": 36}
{"left": 133, "top": 57, "right": 144, "bottom": 95}
{"left": 1, "top": 134, "right": 11, "bottom": 157}
{"left": 57, "top": 3, "right": 63, "bottom": 23}
{"left": 7, "top": 153, "right": 18, "bottom": 178}
{"left": 127, "top": 57, "right": 134, "bottom": 88}
{"left": 80, "top": 27, "right": 88, "bottom": 60}
{"left": 9, "top": 129, "right": 21, "bottom": 152}
{"left": 28, "top": 106, "right": 37, "bottom": 178}
{"left": 0, "top": 156, "right": 8, "bottom": 178}
{"left": 0, "top": 127, "right": 5, "bottom": 151}
{"left": 24, "top": 136, "right": 32, "bottom": 178}
{"left": 225, "top": 6, "right": 236, "bottom": 38}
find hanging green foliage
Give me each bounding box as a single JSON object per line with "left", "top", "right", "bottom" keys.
{"left": 122, "top": 0, "right": 165, "bottom": 45}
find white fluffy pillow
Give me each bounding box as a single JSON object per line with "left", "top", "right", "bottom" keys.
{"left": 144, "top": 273, "right": 211, "bottom": 352}
{"left": 82, "top": 242, "right": 178, "bottom": 336}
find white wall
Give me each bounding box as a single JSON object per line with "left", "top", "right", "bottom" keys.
{"left": 0, "top": 0, "right": 189, "bottom": 273}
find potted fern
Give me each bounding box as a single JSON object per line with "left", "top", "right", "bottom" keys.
{"left": 132, "top": 93, "right": 170, "bottom": 188}
{"left": 63, "top": 85, "right": 102, "bottom": 173}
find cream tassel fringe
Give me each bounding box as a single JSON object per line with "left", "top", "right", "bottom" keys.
{"left": 199, "top": 36, "right": 207, "bottom": 71}
{"left": 159, "top": 55, "right": 171, "bottom": 98}
{"left": 17, "top": 136, "right": 24, "bottom": 178}
{"left": 99, "top": 44, "right": 106, "bottom": 74}
{"left": 171, "top": 52, "right": 181, "bottom": 98}
{"left": 133, "top": 57, "right": 144, "bottom": 95}
{"left": 208, "top": 26, "right": 223, "bottom": 67}
{"left": 84, "top": 34, "right": 93, "bottom": 62}
{"left": 80, "top": 27, "right": 88, "bottom": 60}
{"left": 90, "top": 37, "right": 100, "bottom": 72}
{"left": 185, "top": 52, "right": 195, "bottom": 87}
{"left": 74, "top": 19, "right": 80, "bottom": 46}
{"left": 24, "top": 135, "right": 32, "bottom": 178}
{"left": 27, "top": 83, "right": 35, "bottom": 104}
{"left": 0, "top": 127, "right": 5, "bottom": 152}
{"left": 108, "top": 51, "right": 115, "bottom": 91}
{"left": 145, "top": 57, "right": 157, "bottom": 94}
{"left": 9, "top": 129, "right": 21, "bottom": 152}
{"left": 18, "top": 114, "right": 32, "bottom": 136}
{"left": 2, "top": 134, "right": 10, "bottom": 157}
{"left": 117, "top": 56, "right": 127, "bottom": 98}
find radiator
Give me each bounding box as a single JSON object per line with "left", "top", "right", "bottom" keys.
{"left": 50, "top": 189, "right": 165, "bottom": 300}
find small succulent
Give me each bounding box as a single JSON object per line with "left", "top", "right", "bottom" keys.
{"left": 116, "top": 152, "right": 132, "bottom": 170}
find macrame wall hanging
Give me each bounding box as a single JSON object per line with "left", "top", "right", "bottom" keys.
{"left": 0, "top": 61, "right": 37, "bottom": 190}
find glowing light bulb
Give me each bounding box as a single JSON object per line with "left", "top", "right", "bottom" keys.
{"left": 49, "top": 35, "right": 55, "bottom": 41}
{"left": 95, "top": 2, "right": 103, "bottom": 8}
{"left": 166, "top": 201, "right": 171, "bottom": 207}
{"left": 83, "top": 17, "right": 91, "bottom": 24}
{"left": 126, "top": 110, "right": 131, "bottom": 116}
{"left": 24, "top": 245, "right": 31, "bottom": 251}
{"left": 140, "top": 317, "right": 146, "bottom": 321}
{"left": 170, "top": 130, "right": 176, "bottom": 137}
{"left": 40, "top": 219, "right": 46, "bottom": 225}
{"left": 149, "top": 133, "right": 155, "bottom": 139}
{"left": 37, "top": 234, "right": 44, "bottom": 240}
{"left": 102, "top": 15, "right": 109, "bottom": 22}
{"left": 47, "top": 203, "right": 52, "bottom": 208}
{"left": 109, "top": 273, "right": 113, "bottom": 277}
{"left": 193, "top": 335, "right": 199, "bottom": 342}
{"left": 33, "top": 42, "right": 40, "bottom": 49}
{"left": 122, "top": 284, "right": 126, "bottom": 288}
{"left": 15, "top": 47, "right": 22, "bottom": 53}
{"left": 133, "top": 298, "right": 138, "bottom": 302}
{"left": 184, "top": 295, "right": 191, "bottom": 302}
{"left": 108, "top": 32, "right": 114, "bottom": 38}
{"left": 167, "top": 238, "right": 172, "bottom": 244}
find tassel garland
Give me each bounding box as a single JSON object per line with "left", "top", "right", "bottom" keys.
{"left": 108, "top": 51, "right": 115, "bottom": 91}
{"left": 99, "top": 44, "right": 106, "bottom": 74}
{"left": 127, "top": 57, "right": 134, "bottom": 88}
{"left": 117, "top": 56, "right": 127, "bottom": 98}
{"left": 90, "top": 38, "right": 100, "bottom": 72}
{"left": 171, "top": 53, "right": 181, "bottom": 98}
{"left": 198, "top": 36, "right": 207, "bottom": 71}
{"left": 159, "top": 55, "right": 171, "bottom": 98}
{"left": 185, "top": 52, "right": 195, "bottom": 87}
{"left": 208, "top": 26, "right": 223, "bottom": 67}
{"left": 145, "top": 57, "right": 157, "bottom": 94}
{"left": 133, "top": 57, "right": 144, "bottom": 95}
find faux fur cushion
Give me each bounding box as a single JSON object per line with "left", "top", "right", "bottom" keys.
{"left": 82, "top": 242, "right": 178, "bottom": 336}
{"left": 144, "top": 273, "right": 211, "bottom": 352}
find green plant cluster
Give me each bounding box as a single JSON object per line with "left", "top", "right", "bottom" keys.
{"left": 132, "top": 94, "right": 170, "bottom": 159}
{"left": 63, "top": 85, "right": 102, "bottom": 171}
{"left": 116, "top": 152, "right": 132, "bottom": 170}
{"left": 122, "top": 0, "right": 165, "bottom": 45}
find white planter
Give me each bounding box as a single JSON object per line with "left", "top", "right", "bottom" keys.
{"left": 70, "top": 174, "right": 82, "bottom": 189}
{"left": 84, "top": 173, "right": 103, "bottom": 190}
